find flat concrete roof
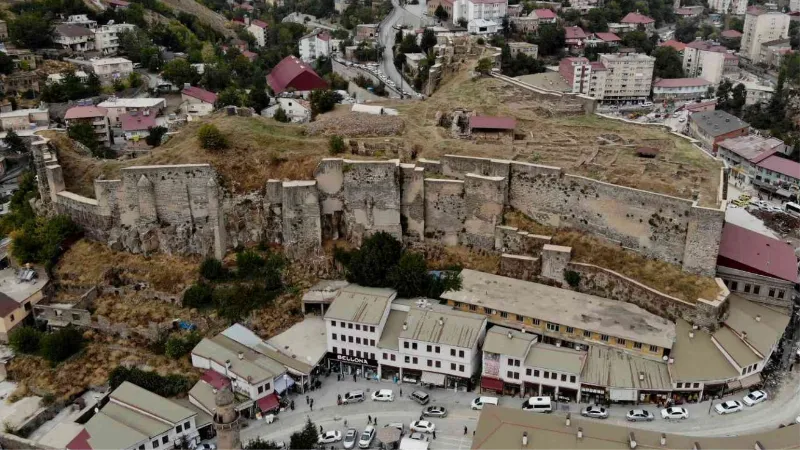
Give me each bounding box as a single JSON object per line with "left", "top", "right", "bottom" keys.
{"left": 324, "top": 285, "right": 396, "bottom": 325}
{"left": 482, "top": 326, "right": 535, "bottom": 358}
{"left": 442, "top": 270, "right": 676, "bottom": 349}
{"left": 192, "top": 335, "right": 285, "bottom": 384}
{"left": 401, "top": 307, "right": 486, "bottom": 348}
{"left": 378, "top": 309, "right": 408, "bottom": 351}
{"left": 724, "top": 295, "right": 790, "bottom": 357}
{"left": 582, "top": 346, "right": 671, "bottom": 390}
{"left": 524, "top": 343, "right": 586, "bottom": 375}
{"left": 0, "top": 267, "right": 48, "bottom": 303}
{"left": 669, "top": 319, "right": 738, "bottom": 382}
{"left": 265, "top": 315, "right": 328, "bottom": 372}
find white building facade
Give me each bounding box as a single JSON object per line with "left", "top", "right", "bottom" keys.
{"left": 741, "top": 8, "right": 790, "bottom": 63}
{"left": 299, "top": 30, "right": 331, "bottom": 62}
{"left": 453, "top": 0, "right": 507, "bottom": 27}
{"left": 94, "top": 23, "right": 137, "bottom": 54}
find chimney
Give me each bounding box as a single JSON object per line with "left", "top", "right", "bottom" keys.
{"left": 565, "top": 413, "right": 571, "bottom": 426}
{"left": 693, "top": 442, "right": 702, "bottom": 450}
{"left": 629, "top": 432, "right": 637, "bottom": 449}
{"left": 755, "top": 315, "right": 761, "bottom": 322}
{"left": 439, "top": 317, "right": 444, "bottom": 326}
{"left": 668, "top": 358, "right": 674, "bottom": 364}
{"left": 689, "top": 331, "right": 694, "bottom": 338}
{"left": 742, "top": 331, "right": 748, "bottom": 340}
{"left": 522, "top": 432, "right": 528, "bottom": 447}
{"left": 754, "top": 441, "right": 764, "bottom": 450}
{"left": 660, "top": 434, "right": 666, "bottom": 446}
{"left": 238, "top": 351, "right": 244, "bottom": 360}
{"left": 403, "top": 322, "right": 408, "bottom": 330}
{"left": 577, "top": 428, "right": 583, "bottom": 440}
{"left": 639, "top": 372, "right": 645, "bottom": 381}
{"left": 508, "top": 331, "right": 513, "bottom": 339}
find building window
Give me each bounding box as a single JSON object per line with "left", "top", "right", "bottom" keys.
{"left": 370, "top": 339, "right": 375, "bottom": 346}
{"left": 355, "top": 324, "right": 361, "bottom": 331}
{"left": 427, "top": 359, "right": 433, "bottom": 367}
{"left": 459, "top": 350, "right": 465, "bottom": 358}
{"left": 526, "top": 368, "right": 532, "bottom": 376}
{"left": 601, "top": 335, "right": 609, "bottom": 342}
{"left": 507, "top": 357, "right": 514, "bottom": 365}
{"left": 356, "top": 337, "right": 361, "bottom": 344}
{"left": 546, "top": 323, "right": 559, "bottom": 332}
{"left": 162, "top": 436, "right": 168, "bottom": 444}
{"left": 649, "top": 345, "right": 658, "bottom": 352}
{"left": 730, "top": 281, "right": 738, "bottom": 291}
{"left": 742, "top": 367, "right": 747, "bottom": 376}
{"left": 532, "top": 319, "right": 541, "bottom": 325}
{"left": 534, "top": 369, "right": 540, "bottom": 377}
{"left": 570, "top": 375, "right": 576, "bottom": 383}
{"left": 370, "top": 326, "right": 375, "bottom": 332}
{"left": 769, "top": 288, "right": 776, "bottom": 297}
{"left": 693, "top": 383, "right": 699, "bottom": 388}
{"left": 583, "top": 330, "right": 591, "bottom": 337}
{"left": 561, "top": 374, "right": 567, "bottom": 382}
{"left": 405, "top": 356, "right": 411, "bottom": 363}
{"left": 349, "top": 350, "right": 354, "bottom": 356}
{"left": 332, "top": 333, "right": 337, "bottom": 341}
{"left": 184, "top": 422, "right": 190, "bottom": 430}
{"left": 633, "top": 342, "right": 642, "bottom": 349}
{"left": 500, "top": 311, "right": 508, "bottom": 319}
{"left": 258, "top": 385, "right": 264, "bottom": 394}
{"left": 412, "top": 343, "right": 418, "bottom": 350}
{"left": 383, "top": 353, "right": 388, "bottom": 360}
{"left": 484, "top": 307, "right": 493, "bottom": 314}
{"left": 348, "top": 336, "right": 353, "bottom": 343}
{"left": 153, "top": 441, "right": 159, "bottom": 448}
{"left": 543, "top": 370, "right": 549, "bottom": 378}
{"left": 356, "top": 351, "right": 361, "bottom": 358}
{"left": 348, "top": 323, "right": 353, "bottom": 329}
{"left": 516, "top": 314, "right": 524, "bottom": 321}
{"left": 139, "top": 445, "right": 145, "bottom": 450}
{"left": 459, "top": 365, "right": 464, "bottom": 372}
{"left": 176, "top": 425, "right": 182, "bottom": 433}
{"left": 454, "top": 301, "right": 461, "bottom": 308}
{"left": 778, "top": 290, "right": 785, "bottom": 299}
{"left": 617, "top": 338, "right": 626, "bottom": 346}
{"left": 435, "top": 346, "right": 440, "bottom": 353}
{"left": 676, "top": 382, "right": 682, "bottom": 388}
{"left": 427, "top": 345, "right": 432, "bottom": 352}
{"left": 9, "top": 314, "right": 13, "bottom": 322}
{"left": 566, "top": 327, "right": 574, "bottom": 333}
{"left": 413, "top": 357, "right": 418, "bottom": 364}
{"left": 391, "top": 354, "right": 396, "bottom": 361}
{"left": 451, "top": 363, "right": 456, "bottom": 370}
{"left": 333, "top": 346, "right": 338, "bottom": 354}
{"left": 404, "top": 342, "right": 409, "bottom": 349}
{"left": 469, "top": 305, "right": 477, "bottom": 311}
{"left": 450, "top": 348, "right": 456, "bottom": 356}
{"left": 435, "top": 360, "right": 441, "bottom": 368}
{"left": 753, "top": 285, "right": 760, "bottom": 295}
{"left": 744, "top": 284, "right": 751, "bottom": 293}
{"left": 331, "top": 321, "right": 336, "bottom": 327}
{"left": 507, "top": 370, "right": 513, "bottom": 378}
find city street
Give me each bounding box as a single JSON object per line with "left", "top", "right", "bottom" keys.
{"left": 239, "top": 369, "right": 800, "bottom": 447}
{"left": 377, "top": 0, "right": 421, "bottom": 98}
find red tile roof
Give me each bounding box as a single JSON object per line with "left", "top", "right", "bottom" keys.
{"left": 565, "top": 26, "right": 587, "bottom": 40}
{"left": 653, "top": 77, "right": 711, "bottom": 88}
{"left": 721, "top": 29, "right": 743, "bottom": 38}
{"left": 243, "top": 50, "right": 258, "bottom": 61}
{"left": 533, "top": 8, "right": 556, "bottom": 19}
{"left": 675, "top": 7, "right": 697, "bottom": 15}
{"left": 66, "top": 428, "right": 92, "bottom": 450}
{"left": 469, "top": 115, "right": 516, "bottom": 130}
{"left": 590, "top": 61, "right": 606, "bottom": 71}
{"left": 685, "top": 99, "right": 716, "bottom": 111}
{"left": 65, "top": 106, "right": 108, "bottom": 120}
{"left": 756, "top": 154, "right": 800, "bottom": 181}
{"left": 120, "top": 110, "right": 156, "bottom": 131}
{"left": 182, "top": 86, "right": 217, "bottom": 104}
{"left": 717, "top": 223, "right": 798, "bottom": 282}
{"left": 660, "top": 39, "right": 687, "bottom": 51}
{"left": 267, "top": 55, "right": 328, "bottom": 93}
{"left": 251, "top": 19, "right": 269, "bottom": 29}
{"left": 594, "top": 32, "right": 621, "bottom": 42}
{"left": 201, "top": 369, "right": 232, "bottom": 390}
{"left": 621, "top": 12, "right": 655, "bottom": 24}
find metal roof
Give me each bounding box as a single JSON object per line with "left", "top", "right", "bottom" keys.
{"left": 267, "top": 55, "right": 328, "bottom": 94}
{"left": 524, "top": 343, "right": 586, "bottom": 375}
{"left": 669, "top": 319, "right": 738, "bottom": 382}
{"left": 191, "top": 335, "right": 284, "bottom": 384}
{"left": 400, "top": 307, "right": 486, "bottom": 348}
{"left": 717, "top": 223, "right": 798, "bottom": 282}
{"left": 324, "top": 285, "right": 396, "bottom": 325}
{"left": 101, "top": 402, "right": 171, "bottom": 437}
{"left": 482, "top": 326, "right": 535, "bottom": 358}
{"left": 711, "top": 327, "right": 761, "bottom": 368}
{"left": 442, "top": 270, "right": 676, "bottom": 349}
{"left": 378, "top": 309, "right": 408, "bottom": 351}
{"left": 110, "top": 381, "right": 195, "bottom": 424}
{"left": 723, "top": 295, "right": 790, "bottom": 357}
{"left": 581, "top": 346, "right": 671, "bottom": 390}
{"left": 690, "top": 110, "right": 749, "bottom": 137}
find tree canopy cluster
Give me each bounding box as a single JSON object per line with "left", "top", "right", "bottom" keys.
{"left": 109, "top": 366, "right": 194, "bottom": 397}
{"left": 9, "top": 326, "right": 85, "bottom": 365}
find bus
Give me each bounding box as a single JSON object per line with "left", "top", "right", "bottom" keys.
{"left": 785, "top": 202, "right": 800, "bottom": 216}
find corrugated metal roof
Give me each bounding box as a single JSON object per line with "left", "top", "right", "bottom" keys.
{"left": 378, "top": 309, "right": 408, "bottom": 351}
{"left": 482, "top": 326, "right": 535, "bottom": 358}
{"left": 712, "top": 326, "right": 761, "bottom": 368}
{"left": 724, "top": 295, "right": 790, "bottom": 357}
{"left": 324, "top": 285, "right": 395, "bottom": 325}
{"left": 524, "top": 343, "right": 585, "bottom": 374}
{"left": 400, "top": 308, "right": 486, "bottom": 348}
{"left": 581, "top": 346, "right": 671, "bottom": 390}
{"left": 110, "top": 381, "right": 195, "bottom": 424}
{"left": 669, "top": 319, "right": 738, "bottom": 382}
{"left": 267, "top": 55, "right": 328, "bottom": 94}
{"left": 717, "top": 223, "right": 797, "bottom": 282}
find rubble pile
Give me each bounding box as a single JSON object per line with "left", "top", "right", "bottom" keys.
{"left": 305, "top": 113, "right": 405, "bottom": 137}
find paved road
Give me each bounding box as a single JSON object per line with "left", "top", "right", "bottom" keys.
{"left": 378, "top": 0, "right": 420, "bottom": 98}
{"left": 238, "top": 369, "right": 800, "bottom": 446}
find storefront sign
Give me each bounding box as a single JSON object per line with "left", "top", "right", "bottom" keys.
{"left": 327, "top": 352, "right": 378, "bottom": 367}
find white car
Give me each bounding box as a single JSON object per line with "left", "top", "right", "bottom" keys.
{"left": 743, "top": 390, "right": 768, "bottom": 406}
{"left": 410, "top": 420, "right": 436, "bottom": 433}
{"left": 715, "top": 400, "right": 743, "bottom": 415}
{"left": 358, "top": 426, "right": 375, "bottom": 449}
{"left": 318, "top": 431, "right": 342, "bottom": 444}
{"left": 661, "top": 407, "right": 689, "bottom": 420}
{"left": 372, "top": 389, "right": 394, "bottom": 402}
{"left": 343, "top": 429, "right": 358, "bottom": 449}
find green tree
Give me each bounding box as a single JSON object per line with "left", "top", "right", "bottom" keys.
{"left": 674, "top": 18, "right": 699, "bottom": 43}
{"left": 200, "top": 257, "right": 226, "bottom": 280}
{"left": 388, "top": 252, "right": 429, "bottom": 298}
{"left": 128, "top": 71, "right": 144, "bottom": 88}
{"left": 289, "top": 418, "right": 319, "bottom": 450}
{"left": 236, "top": 250, "right": 266, "bottom": 279}
{"left": 420, "top": 28, "right": 437, "bottom": 54}
{"left": 476, "top": 57, "right": 494, "bottom": 74}
{"left": 273, "top": 107, "right": 290, "bottom": 123}
{"left": 434, "top": 4, "right": 449, "bottom": 22}
{"left": 248, "top": 78, "right": 271, "bottom": 113}
{"left": 161, "top": 59, "right": 200, "bottom": 87}
{"left": 109, "top": 366, "right": 193, "bottom": 397}
{"left": 534, "top": 24, "right": 566, "bottom": 56}
{"left": 730, "top": 83, "right": 746, "bottom": 115}
{"left": 40, "top": 327, "right": 84, "bottom": 365}
{"left": 8, "top": 327, "right": 43, "bottom": 354}
{"left": 3, "top": 130, "right": 27, "bottom": 154}
{"left": 427, "top": 270, "right": 462, "bottom": 298}
{"left": 621, "top": 30, "right": 657, "bottom": 54}
{"left": 399, "top": 34, "right": 421, "bottom": 54}
{"left": 9, "top": 12, "right": 53, "bottom": 49}
{"left": 0, "top": 52, "right": 15, "bottom": 75}
{"left": 457, "top": 18, "right": 468, "bottom": 28}
{"left": 197, "top": 124, "right": 228, "bottom": 151}
{"left": 11, "top": 215, "right": 79, "bottom": 268}
{"left": 329, "top": 135, "right": 345, "bottom": 155}
{"left": 145, "top": 126, "right": 168, "bottom": 147}
{"left": 165, "top": 332, "right": 202, "bottom": 359}
{"left": 68, "top": 122, "right": 99, "bottom": 154}
{"left": 215, "top": 87, "right": 245, "bottom": 108}
{"left": 652, "top": 46, "right": 685, "bottom": 78}
{"left": 309, "top": 90, "right": 342, "bottom": 117}
{"left": 182, "top": 283, "right": 214, "bottom": 308}
{"left": 586, "top": 8, "right": 608, "bottom": 32}
{"left": 342, "top": 232, "right": 403, "bottom": 287}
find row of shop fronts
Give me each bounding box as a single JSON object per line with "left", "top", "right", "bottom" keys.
{"left": 325, "top": 352, "right": 473, "bottom": 391}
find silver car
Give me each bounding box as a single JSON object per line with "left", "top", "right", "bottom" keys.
{"left": 343, "top": 428, "right": 358, "bottom": 449}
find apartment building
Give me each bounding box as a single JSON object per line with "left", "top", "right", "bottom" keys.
{"left": 64, "top": 105, "right": 111, "bottom": 145}
{"left": 682, "top": 41, "right": 738, "bottom": 85}
{"left": 66, "top": 382, "right": 200, "bottom": 450}
{"left": 688, "top": 110, "right": 749, "bottom": 152}
{"left": 90, "top": 57, "right": 134, "bottom": 83}
{"left": 709, "top": 0, "right": 747, "bottom": 15}
{"left": 248, "top": 20, "right": 269, "bottom": 47}
{"left": 452, "top": 0, "right": 508, "bottom": 26}
{"left": 298, "top": 29, "right": 331, "bottom": 63}
{"left": 442, "top": 270, "right": 676, "bottom": 359}
{"left": 54, "top": 24, "right": 95, "bottom": 52}
{"left": 94, "top": 23, "right": 136, "bottom": 54}
{"left": 507, "top": 42, "right": 538, "bottom": 58}
{"left": 758, "top": 38, "right": 792, "bottom": 68}
{"left": 558, "top": 57, "right": 593, "bottom": 93}
{"left": 741, "top": 80, "right": 774, "bottom": 105}
{"left": 0, "top": 107, "right": 49, "bottom": 131}
{"left": 741, "top": 7, "right": 789, "bottom": 63}
{"left": 592, "top": 52, "right": 654, "bottom": 103}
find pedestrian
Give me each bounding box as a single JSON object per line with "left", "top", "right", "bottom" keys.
{"left": 400, "top": 388, "right": 403, "bottom": 397}
{"left": 374, "top": 417, "right": 377, "bottom": 426}
{"left": 353, "top": 373, "right": 357, "bottom": 382}
{"left": 464, "top": 426, "right": 467, "bottom": 435}
{"left": 433, "top": 430, "right": 436, "bottom": 440}
{"left": 368, "top": 415, "right": 372, "bottom": 424}
{"left": 419, "top": 415, "right": 424, "bottom": 421}
{"left": 306, "top": 395, "right": 310, "bottom": 405}
{"left": 310, "top": 399, "right": 314, "bottom": 408}
{"left": 290, "top": 400, "right": 295, "bottom": 411}
{"left": 344, "top": 419, "right": 348, "bottom": 427}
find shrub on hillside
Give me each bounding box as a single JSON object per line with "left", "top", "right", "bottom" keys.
{"left": 329, "top": 135, "right": 345, "bottom": 155}
{"left": 182, "top": 283, "right": 213, "bottom": 308}
{"left": 39, "top": 326, "right": 84, "bottom": 365}
{"left": 8, "top": 327, "right": 43, "bottom": 354}
{"left": 197, "top": 124, "right": 228, "bottom": 150}
{"left": 165, "top": 332, "right": 202, "bottom": 359}
{"left": 199, "top": 257, "right": 226, "bottom": 280}
{"left": 109, "top": 366, "right": 193, "bottom": 397}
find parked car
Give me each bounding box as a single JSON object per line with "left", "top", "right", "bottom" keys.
{"left": 411, "top": 391, "right": 430, "bottom": 405}
{"left": 743, "top": 390, "right": 768, "bottom": 406}
{"left": 410, "top": 420, "right": 436, "bottom": 433}
{"left": 318, "top": 431, "right": 342, "bottom": 444}
{"left": 343, "top": 429, "right": 358, "bottom": 449}
{"left": 343, "top": 391, "right": 366, "bottom": 404}
{"left": 661, "top": 407, "right": 689, "bottom": 420}
{"left": 580, "top": 405, "right": 609, "bottom": 419}
{"left": 372, "top": 389, "right": 394, "bottom": 402}
{"left": 358, "top": 426, "right": 375, "bottom": 449}
{"left": 714, "top": 400, "right": 743, "bottom": 415}
{"left": 626, "top": 409, "right": 655, "bottom": 422}
{"left": 422, "top": 405, "right": 448, "bottom": 418}
{"left": 521, "top": 397, "right": 552, "bottom": 413}
{"left": 408, "top": 432, "right": 425, "bottom": 441}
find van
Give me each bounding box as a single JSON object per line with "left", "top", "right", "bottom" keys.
{"left": 522, "top": 396, "right": 553, "bottom": 413}
{"left": 343, "top": 390, "right": 365, "bottom": 404}
{"left": 470, "top": 396, "right": 499, "bottom": 410}
{"left": 411, "top": 391, "right": 430, "bottom": 405}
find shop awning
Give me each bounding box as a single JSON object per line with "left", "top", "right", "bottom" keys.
{"left": 481, "top": 376, "right": 503, "bottom": 392}
{"left": 274, "top": 373, "right": 295, "bottom": 395}
{"left": 257, "top": 393, "right": 280, "bottom": 412}
{"left": 740, "top": 373, "right": 762, "bottom": 389}
{"left": 421, "top": 371, "right": 446, "bottom": 386}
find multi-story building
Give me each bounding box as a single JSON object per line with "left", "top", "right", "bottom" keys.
{"left": 248, "top": 19, "right": 269, "bottom": 47}
{"left": 262, "top": 97, "right": 311, "bottom": 123}
{"left": 441, "top": 270, "right": 676, "bottom": 360}
{"left": 181, "top": 86, "right": 217, "bottom": 115}
{"left": 507, "top": 42, "right": 538, "bottom": 58}
{"left": 64, "top": 105, "right": 111, "bottom": 145}
{"left": 652, "top": 77, "right": 712, "bottom": 101}
{"left": 740, "top": 80, "right": 774, "bottom": 105}
{"left": 593, "top": 52, "right": 654, "bottom": 103}
{"left": 717, "top": 135, "right": 787, "bottom": 184}
{"left": 709, "top": 0, "right": 747, "bottom": 15}
{"left": 54, "top": 24, "right": 95, "bottom": 52}
{"left": 683, "top": 40, "right": 739, "bottom": 85}
{"left": 89, "top": 57, "right": 134, "bottom": 83}
{"left": 65, "top": 382, "right": 201, "bottom": 450}
{"left": 741, "top": 7, "right": 789, "bottom": 63}
{"left": 558, "top": 57, "right": 593, "bottom": 93}
{"left": 298, "top": 29, "right": 331, "bottom": 63}
{"left": 688, "top": 110, "right": 749, "bottom": 152}
{"left": 452, "top": 0, "right": 508, "bottom": 27}
{"left": 356, "top": 23, "right": 379, "bottom": 41}
{"left": 619, "top": 12, "right": 655, "bottom": 32}
{"left": 428, "top": 0, "right": 455, "bottom": 20}
{"left": 758, "top": 38, "right": 792, "bottom": 68}
{"left": 0, "top": 106, "right": 49, "bottom": 131}
{"left": 94, "top": 23, "right": 136, "bottom": 55}
{"left": 0, "top": 72, "right": 40, "bottom": 95}
{"left": 564, "top": 26, "right": 588, "bottom": 48}
{"left": 98, "top": 97, "right": 167, "bottom": 126}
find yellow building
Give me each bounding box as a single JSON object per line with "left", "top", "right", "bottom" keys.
{"left": 0, "top": 266, "right": 49, "bottom": 341}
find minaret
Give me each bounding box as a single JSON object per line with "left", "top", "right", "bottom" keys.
{"left": 213, "top": 386, "right": 241, "bottom": 450}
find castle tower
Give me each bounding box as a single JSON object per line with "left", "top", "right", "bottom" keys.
{"left": 213, "top": 386, "right": 241, "bottom": 450}
{"left": 136, "top": 174, "right": 157, "bottom": 224}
